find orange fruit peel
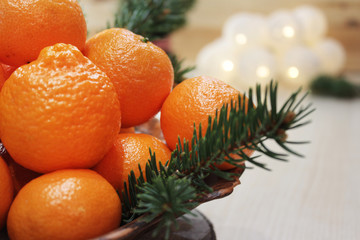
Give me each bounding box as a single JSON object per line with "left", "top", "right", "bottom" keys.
{"left": 0, "top": 43, "right": 121, "bottom": 173}
{"left": 7, "top": 169, "right": 122, "bottom": 240}
{"left": 84, "top": 28, "right": 174, "bottom": 128}
{"left": 94, "top": 133, "right": 171, "bottom": 192}
{"left": 161, "top": 76, "right": 253, "bottom": 169}
{"left": 0, "top": 0, "right": 87, "bottom": 67}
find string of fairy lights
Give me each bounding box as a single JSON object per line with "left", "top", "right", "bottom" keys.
{"left": 195, "top": 5, "right": 346, "bottom": 89}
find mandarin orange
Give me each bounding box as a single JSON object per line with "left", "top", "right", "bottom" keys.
{"left": 0, "top": 156, "right": 14, "bottom": 230}
{"left": 0, "top": 0, "right": 87, "bottom": 67}
{"left": 160, "top": 76, "right": 253, "bottom": 170}
{"left": 93, "top": 133, "right": 172, "bottom": 192}
{"left": 0, "top": 43, "right": 121, "bottom": 173}
{"left": 215, "top": 150, "right": 253, "bottom": 170}
{"left": 7, "top": 169, "right": 122, "bottom": 240}
{"left": 84, "top": 28, "right": 174, "bottom": 128}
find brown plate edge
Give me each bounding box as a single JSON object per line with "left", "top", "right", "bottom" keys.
{"left": 95, "top": 167, "right": 245, "bottom": 240}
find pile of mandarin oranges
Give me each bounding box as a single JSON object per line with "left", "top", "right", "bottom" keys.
{"left": 0, "top": 0, "right": 251, "bottom": 239}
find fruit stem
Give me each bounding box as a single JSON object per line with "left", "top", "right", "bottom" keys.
{"left": 141, "top": 37, "right": 150, "bottom": 43}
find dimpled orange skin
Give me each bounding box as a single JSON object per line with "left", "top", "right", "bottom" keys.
{"left": 0, "top": 157, "right": 14, "bottom": 230}
{"left": 7, "top": 169, "right": 122, "bottom": 240}
{"left": 0, "top": 0, "right": 87, "bottom": 67}
{"left": 84, "top": 28, "right": 174, "bottom": 128}
{"left": 0, "top": 43, "right": 121, "bottom": 173}
{"left": 93, "top": 133, "right": 172, "bottom": 192}
{"left": 160, "top": 76, "right": 253, "bottom": 170}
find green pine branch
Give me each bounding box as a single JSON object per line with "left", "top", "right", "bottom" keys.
{"left": 111, "top": 0, "right": 196, "bottom": 41}
{"left": 136, "top": 176, "right": 197, "bottom": 239}
{"left": 167, "top": 52, "right": 195, "bottom": 85}
{"left": 310, "top": 74, "right": 360, "bottom": 98}
{"left": 120, "top": 81, "right": 314, "bottom": 238}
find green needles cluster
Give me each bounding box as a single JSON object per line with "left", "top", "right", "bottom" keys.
{"left": 120, "top": 81, "right": 313, "bottom": 236}
{"left": 310, "top": 75, "right": 360, "bottom": 98}
{"left": 112, "top": 0, "right": 196, "bottom": 41}
{"left": 109, "top": 1, "right": 313, "bottom": 236}
{"left": 167, "top": 52, "right": 195, "bottom": 85}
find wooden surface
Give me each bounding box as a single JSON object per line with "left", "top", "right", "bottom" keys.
{"left": 197, "top": 91, "right": 360, "bottom": 240}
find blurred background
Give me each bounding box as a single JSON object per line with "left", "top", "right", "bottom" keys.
{"left": 172, "top": 0, "right": 359, "bottom": 70}
{"left": 82, "top": 0, "right": 359, "bottom": 239}
{"left": 83, "top": 0, "right": 360, "bottom": 68}
{"left": 80, "top": 0, "right": 360, "bottom": 92}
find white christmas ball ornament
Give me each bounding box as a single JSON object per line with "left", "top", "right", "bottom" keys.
{"left": 280, "top": 45, "right": 321, "bottom": 86}
{"left": 222, "top": 13, "right": 269, "bottom": 51}
{"left": 196, "top": 38, "right": 238, "bottom": 83}
{"left": 313, "top": 38, "right": 346, "bottom": 75}
{"left": 293, "top": 5, "right": 328, "bottom": 45}
{"left": 267, "top": 10, "right": 301, "bottom": 52}
{"left": 237, "top": 47, "right": 277, "bottom": 87}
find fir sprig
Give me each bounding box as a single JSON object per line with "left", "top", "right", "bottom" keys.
{"left": 112, "top": 0, "right": 196, "bottom": 41}
{"left": 120, "top": 81, "right": 314, "bottom": 237}
{"left": 310, "top": 75, "right": 360, "bottom": 98}
{"left": 136, "top": 176, "right": 197, "bottom": 238}
{"left": 167, "top": 52, "right": 195, "bottom": 85}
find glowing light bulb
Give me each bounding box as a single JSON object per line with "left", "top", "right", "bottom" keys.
{"left": 196, "top": 38, "right": 238, "bottom": 83}
{"left": 235, "top": 34, "right": 247, "bottom": 45}
{"left": 267, "top": 10, "right": 300, "bottom": 52}
{"left": 313, "top": 38, "right": 346, "bottom": 75}
{"left": 293, "top": 5, "right": 328, "bottom": 44}
{"left": 287, "top": 67, "right": 299, "bottom": 79}
{"left": 236, "top": 47, "right": 277, "bottom": 88}
{"left": 256, "top": 65, "right": 271, "bottom": 79}
{"left": 223, "top": 13, "right": 269, "bottom": 51}
{"left": 280, "top": 45, "right": 321, "bottom": 87}
{"left": 282, "top": 26, "right": 295, "bottom": 38}
{"left": 222, "top": 60, "right": 234, "bottom": 72}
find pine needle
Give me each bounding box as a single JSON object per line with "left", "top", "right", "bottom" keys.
{"left": 119, "top": 80, "right": 314, "bottom": 238}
